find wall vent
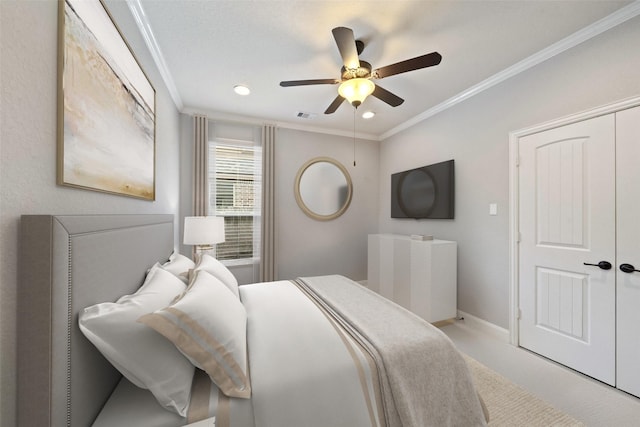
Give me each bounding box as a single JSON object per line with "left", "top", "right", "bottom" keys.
{"left": 296, "top": 111, "right": 317, "bottom": 119}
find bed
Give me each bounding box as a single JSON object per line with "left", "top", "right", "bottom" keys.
{"left": 17, "top": 214, "right": 487, "bottom": 427}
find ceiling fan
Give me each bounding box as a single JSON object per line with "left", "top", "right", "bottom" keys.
{"left": 279, "top": 27, "right": 442, "bottom": 114}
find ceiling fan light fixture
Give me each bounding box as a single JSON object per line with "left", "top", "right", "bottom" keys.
{"left": 233, "top": 84, "right": 251, "bottom": 96}
{"left": 338, "top": 78, "right": 374, "bottom": 108}
{"left": 280, "top": 27, "right": 441, "bottom": 114}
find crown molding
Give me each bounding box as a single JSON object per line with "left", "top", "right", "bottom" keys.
{"left": 381, "top": 0, "right": 640, "bottom": 140}
{"left": 126, "top": 0, "right": 183, "bottom": 110}
{"left": 181, "top": 107, "right": 380, "bottom": 141}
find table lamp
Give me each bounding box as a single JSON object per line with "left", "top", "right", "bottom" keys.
{"left": 183, "top": 216, "right": 225, "bottom": 257}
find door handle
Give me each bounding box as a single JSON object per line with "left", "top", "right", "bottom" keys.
{"left": 620, "top": 263, "right": 640, "bottom": 273}
{"left": 583, "top": 261, "right": 612, "bottom": 270}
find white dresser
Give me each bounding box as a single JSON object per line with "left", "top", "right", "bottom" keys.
{"left": 367, "top": 234, "right": 457, "bottom": 323}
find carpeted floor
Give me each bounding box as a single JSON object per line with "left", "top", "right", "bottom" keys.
{"left": 463, "top": 354, "right": 585, "bottom": 426}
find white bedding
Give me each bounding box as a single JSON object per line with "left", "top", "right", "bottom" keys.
{"left": 92, "top": 376, "right": 217, "bottom": 427}
{"left": 240, "top": 280, "right": 381, "bottom": 427}
{"left": 92, "top": 378, "right": 186, "bottom": 427}
{"left": 93, "top": 279, "right": 379, "bottom": 427}
{"left": 93, "top": 277, "right": 485, "bottom": 427}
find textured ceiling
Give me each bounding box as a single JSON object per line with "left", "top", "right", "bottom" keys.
{"left": 135, "top": 0, "right": 633, "bottom": 138}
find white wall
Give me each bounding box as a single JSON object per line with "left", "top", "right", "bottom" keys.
{"left": 378, "top": 16, "right": 640, "bottom": 328}
{"left": 0, "top": 2, "right": 182, "bottom": 426}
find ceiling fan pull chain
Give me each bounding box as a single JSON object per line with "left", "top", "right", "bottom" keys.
{"left": 353, "top": 108, "right": 357, "bottom": 167}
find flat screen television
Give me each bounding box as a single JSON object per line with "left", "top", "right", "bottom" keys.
{"left": 391, "top": 159, "right": 454, "bottom": 219}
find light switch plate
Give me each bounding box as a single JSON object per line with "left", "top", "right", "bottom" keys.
{"left": 489, "top": 203, "right": 498, "bottom": 215}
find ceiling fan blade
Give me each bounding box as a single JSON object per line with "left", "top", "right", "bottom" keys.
{"left": 332, "top": 27, "right": 360, "bottom": 70}
{"left": 324, "top": 95, "right": 345, "bottom": 114}
{"left": 280, "top": 78, "right": 339, "bottom": 87}
{"left": 373, "top": 52, "right": 442, "bottom": 79}
{"left": 372, "top": 85, "right": 404, "bottom": 107}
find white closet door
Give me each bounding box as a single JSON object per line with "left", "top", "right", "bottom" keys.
{"left": 518, "top": 114, "right": 616, "bottom": 385}
{"left": 616, "top": 106, "right": 640, "bottom": 398}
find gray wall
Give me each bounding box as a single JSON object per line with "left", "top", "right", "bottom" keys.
{"left": 378, "top": 16, "right": 640, "bottom": 329}
{"left": 276, "top": 128, "right": 379, "bottom": 281}
{"left": 2, "top": 2, "right": 639, "bottom": 425}
{"left": 0, "top": 2, "right": 182, "bottom": 426}
{"left": 178, "top": 119, "right": 380, "bottom": 283}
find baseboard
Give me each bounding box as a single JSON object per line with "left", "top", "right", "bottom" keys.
{"left": 456, "top": 310, "right": 510, "bottom": 343}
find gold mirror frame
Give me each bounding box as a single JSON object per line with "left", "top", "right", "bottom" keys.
{"left": 294, "top": 157, "right": 353, "bottom": 221}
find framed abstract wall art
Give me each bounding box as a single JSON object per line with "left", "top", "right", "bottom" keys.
{"left": 58, "top": 0, "right": 156, "bottom": 200}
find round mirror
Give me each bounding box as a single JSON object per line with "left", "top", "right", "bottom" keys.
{"left": 294, "top": 157, "right": 352, "bottom": 221}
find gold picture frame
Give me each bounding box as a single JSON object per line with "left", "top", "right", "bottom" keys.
{"left": 57, "top": 0, "right": 156, "bottom": 200}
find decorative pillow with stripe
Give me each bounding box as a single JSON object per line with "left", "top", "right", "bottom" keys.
{"left": 139, "top": 269, "right": 251, "bottom": 398}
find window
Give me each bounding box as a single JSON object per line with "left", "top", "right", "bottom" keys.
{"left": 208, "top": 139, "right": 261, "bottom": 263}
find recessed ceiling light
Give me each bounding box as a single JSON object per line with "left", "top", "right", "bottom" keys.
{"left": 234, "top": 85, "right": 250, "bottom": 96}
{"left": 362, "top": 111, "right": 375, "bottom": 119}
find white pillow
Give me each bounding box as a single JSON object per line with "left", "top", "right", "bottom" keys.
{"left": 79, "top": 264, "right": 194, "bottom": 416}
{"left": 162, "top": 251, "right": 195, "bottom": 283}
{"left": 139, "top": 270, "right": 250, "bottom": 399}
{"left": 193, "top": 254, "right": 239, "bottom": 298}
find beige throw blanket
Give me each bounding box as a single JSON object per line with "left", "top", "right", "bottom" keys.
{"left": 296, "top": 275, "right": 487, "bottom": 427}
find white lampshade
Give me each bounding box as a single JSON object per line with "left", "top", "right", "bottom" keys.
{"left": 183, "top": 216, "right": 225, "bottom": 245}
{"left": 338, "top": 78, "right": 375, "bottom": 108}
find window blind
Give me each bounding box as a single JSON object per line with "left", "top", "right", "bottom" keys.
{"left": 208, "top": 142, "right": 261, "bottom": 261}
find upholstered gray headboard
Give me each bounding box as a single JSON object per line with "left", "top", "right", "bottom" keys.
{"left": 17, "top": 215, "right": 174, "bottom": 427}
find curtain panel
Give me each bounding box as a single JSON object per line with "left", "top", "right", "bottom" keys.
{"left": 193, "top": 115, "right": 209, "bottom": 217}
{"left": 260, "top": 125, "right": 277, "bottom": 282}
{"left": 192, "top": 117, "right": 277, "bottom": 282}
